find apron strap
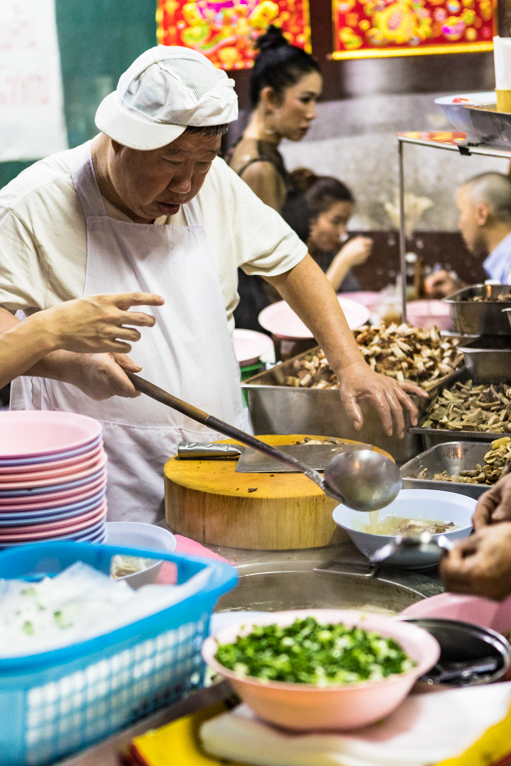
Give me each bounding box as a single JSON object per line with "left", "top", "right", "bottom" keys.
{"left": 69, "top": 141, "right": 108, "bottom": 220}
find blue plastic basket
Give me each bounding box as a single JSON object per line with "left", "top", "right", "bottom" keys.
{"left": 0, "top": 541, "right": 238, "bottom": 766}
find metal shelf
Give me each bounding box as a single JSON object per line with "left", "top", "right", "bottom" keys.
{"left": 397, "top": 133, "right": 511, "bottom": 321}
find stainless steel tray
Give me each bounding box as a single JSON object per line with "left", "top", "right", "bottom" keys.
{"left": 400, "top": 441, "right": 493, "bottom": 499}
{"left": 410, "top": 368, "right": 511, "bottom": 449}
{"left": 458, "top": 335, "right": 511, "bottom": 383}
{"left": 465, "top": 104, "right": 511, "bottom": 150}
{"left": 242, "top": 346, "right": 434, "bottom": 462}
{"left": 445, "top": 284, "right": 511, "bottom": 335}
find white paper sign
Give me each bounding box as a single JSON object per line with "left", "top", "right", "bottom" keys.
{"left": 0, "top": 0, "right": 68, "bottom": 161}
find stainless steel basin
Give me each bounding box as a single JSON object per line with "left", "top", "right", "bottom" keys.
{"left": 216, "top": 560, "right": 442, "bottom": 616}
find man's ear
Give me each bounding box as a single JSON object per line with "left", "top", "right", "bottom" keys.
{"left": 476, "top": 202, "right": 490, "bottom": 226}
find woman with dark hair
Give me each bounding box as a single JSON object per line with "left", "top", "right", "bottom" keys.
{"left": 229, "top": 26, "right": 321, "bottom": 212}
{"left": 229, "top": 26, "right": 322, "bottom": 329}
{"left": 284, "top": 169, "right": 373, "bottom": 292}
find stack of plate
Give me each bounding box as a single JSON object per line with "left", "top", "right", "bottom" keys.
{"left": 0, "top": 411, "right": 108, "bottom": 548}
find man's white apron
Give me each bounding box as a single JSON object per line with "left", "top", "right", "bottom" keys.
{"left": 11, "top": 142, "right": 245, "bottom": 523}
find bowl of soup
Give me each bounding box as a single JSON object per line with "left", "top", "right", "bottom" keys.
{"left": 333, "top": 489, "right": 475, "bottom": 568}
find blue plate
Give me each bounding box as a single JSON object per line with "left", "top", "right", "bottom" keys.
{"left": 0, "top": 489, "right": 106, "bottom": 520}
{"left": 0, "top": 436, "right": 102, "bottom": 467}
{"left": 0, "top": 496, "right": 106, "bottom": 525}
{"left": 0, "top": 467, "right": 107, "bottom": 497}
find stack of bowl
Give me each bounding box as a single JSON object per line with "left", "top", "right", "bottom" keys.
{"left": 0, "top": 411, "right": 107, "bottom": 547}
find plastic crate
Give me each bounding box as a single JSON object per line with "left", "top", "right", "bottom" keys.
{"left": 0, "top": 541, "right": 238, "bottom": 766}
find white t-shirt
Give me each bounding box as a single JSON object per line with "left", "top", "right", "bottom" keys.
{"left": 0, "top": 143, "right": 307, "bottom": 331}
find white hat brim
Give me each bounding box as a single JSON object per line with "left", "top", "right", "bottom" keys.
{"left": 95, "top": 91, "right": 186, "bottom": 151}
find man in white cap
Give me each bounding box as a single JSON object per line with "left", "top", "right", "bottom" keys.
{"left": 0, "top": 47, "right": 424, "bottom": 523}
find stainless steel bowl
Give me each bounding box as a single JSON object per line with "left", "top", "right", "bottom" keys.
{"left": 445, "top": 284, "right": 511, "bottom": 335}
{"left": 402, "top": 617, "right": 510, "bottom": 686}
{"left": 458, "top": 335, "right": 511, "bottom": 384}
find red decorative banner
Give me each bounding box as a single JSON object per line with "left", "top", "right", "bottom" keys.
{"left": 332, "top": 0, "right": 496, "bottom": 59}
{"left": 156, "top": 1, "right": 311, "bottom": 70}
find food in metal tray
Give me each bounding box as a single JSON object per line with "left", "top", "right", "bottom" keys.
{"left": 214, "top": 616, "right": 415, "bottom": 685}
{"left": 284, "top": 324, "right": 463, "bottom": 390}
{"left": 461, "top": 293, "right": 511, "bottom": 302}
{"left": 420, "top": 381, "right": 511, "bottom": 433}
{"left": 420, "top": 437, "right": 511, "bottom": 485}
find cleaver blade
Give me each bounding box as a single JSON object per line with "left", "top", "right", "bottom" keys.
{"left": 235, "top": 442, "right": 372, "bottom": 473}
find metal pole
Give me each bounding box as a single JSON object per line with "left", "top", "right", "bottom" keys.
{"left": 398, "top": 139, "right": 407, "bottom": 324}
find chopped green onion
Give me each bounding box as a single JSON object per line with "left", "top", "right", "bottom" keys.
{"left": 215, "top": 617, "right": 415, "bottom": 685}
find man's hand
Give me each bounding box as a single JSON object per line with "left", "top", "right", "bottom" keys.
{"left": 440, "top": 523, "right": 511, "bottom": 601}
{"left": 472, "top": 473, "right": 511, "bottom": 530}
{"left": 43, "top": 292, "right": 164, "bottom": 355}
{"left": 67, "top": 352, "right": 142, "bottom": 401}
{"left": 424, "top": 270, "right": 459, "bottom": 299}
{"left": 338, "top": 361, "right": 428, "bottom": 437}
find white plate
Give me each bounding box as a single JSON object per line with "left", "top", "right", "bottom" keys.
{"left": 258, "top": 296, "right": 370, "bottom": 339}
{"left": 233, "top": 329, "right": 274, "bottom": 366}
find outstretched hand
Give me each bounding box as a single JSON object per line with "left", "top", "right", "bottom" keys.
{"left": 338, "top": 362, "right": 428, "bottom": 437}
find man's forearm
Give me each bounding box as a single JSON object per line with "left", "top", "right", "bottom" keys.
{"left": 265, "top": 254, "right": 365, "bottom": 374}
{"left": 0, "top": 306, "right": 81, "bottom": 383}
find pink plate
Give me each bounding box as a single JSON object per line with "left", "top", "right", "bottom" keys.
{"left": 0, "top": 450, "right": 106, "bottom": 483}
{"left": 0, "top": 515, "right": 107, "bottom": 542}
{"left": 406, "top": 300, "right": 452, "bottom": 331}
{"left": 0, "top": 411, "right": 102, "bottom": 458}
{"left": 341, "top": 291, "right": 381, "bottom": 311}
{"left": 233, "top": 329, "right": 274, "bottom": 366}
{"left": 0, "top": 444, "right": 103, "bottom": 476}
{"left": 0, "top": 475, "right": 107, "bottom": 509}
{"left": 0, "top": 451, "right": 107, "bottom": 490}
{"left": 0, "top": 501, "right": 107, "bottom": 537}
{"left": 259, "top": 296, "right": 370, "bottom": 339}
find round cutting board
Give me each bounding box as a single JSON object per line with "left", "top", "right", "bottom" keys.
{"left": 164, "top": 435, "right": 392, "bottom": 550}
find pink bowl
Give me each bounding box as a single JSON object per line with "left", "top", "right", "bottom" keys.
{"left": 0, "top": 451, "right": 107, "bottom": 490}
{"left": 0, "top": 444, "right": 103, "bottom": 476}
{"left": 0, "top": 450, "right": 106, "bottom": 484}
{"left": 0, "top": 411, "right": 101, "bottom": 458}
{"left": 0, "top": 475, "right": 107, "bottom": 509}
{"left": 406, "top": 300, "right": 452, "bottom": 331}
{"left": 202, "top": 609, "right": 440, "bottom": 731}
{"left": 0, "top": 501, "right": 107, "bottom": 541}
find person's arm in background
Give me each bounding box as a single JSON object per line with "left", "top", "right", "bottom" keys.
{"left": 325, "top": 236, "right": 373, "bottom": 292}
{"left": 266, "top": 254, "right": 427, "bottom": 437}
{"left": 0, "top": 293, "right": 163, "bottom": 394}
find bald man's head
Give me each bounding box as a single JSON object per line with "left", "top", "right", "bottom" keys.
{"left": 457, "top": 172, "right": 511, "bottom": 256}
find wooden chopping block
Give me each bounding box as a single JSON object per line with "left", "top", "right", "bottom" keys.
{"left": 164, "top": 435, "right": 392, "bottom": 550}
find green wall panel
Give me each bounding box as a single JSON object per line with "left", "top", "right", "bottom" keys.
{"left": 0, "top": 0, "right": 156, "bottom": 188}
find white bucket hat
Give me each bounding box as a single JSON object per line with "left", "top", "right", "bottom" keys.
{"left": 95, "top": 46, "right": 238, "bottom": 151}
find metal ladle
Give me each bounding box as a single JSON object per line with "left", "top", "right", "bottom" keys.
{"left": 369, "top": 532, "right": 454, "bottom": 573}
{"left": 126, "top": 373, "right": 402, "bottom": 512}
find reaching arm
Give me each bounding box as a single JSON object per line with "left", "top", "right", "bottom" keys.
{"left": 0, "top": 293, "right": 164, "bottom": 397}
{"left": 265, "top": 255, "right": 427, "bottom": 437}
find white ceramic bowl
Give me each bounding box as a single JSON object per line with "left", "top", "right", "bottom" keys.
{"left": 333, "top": 489, "right": 475, "bottom": 568}
{"left": 435, "top": 92, "right": 496, "bottom": 136}
{"left": 106, "top": 522, "right": 176, "bottom": 587}
{"left": 203, "top": 609, "right": 440, "bottom": 731}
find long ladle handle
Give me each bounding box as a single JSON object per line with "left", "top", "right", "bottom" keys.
{"left": 126, "top": 372, "right": 326, "bottom": 483}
